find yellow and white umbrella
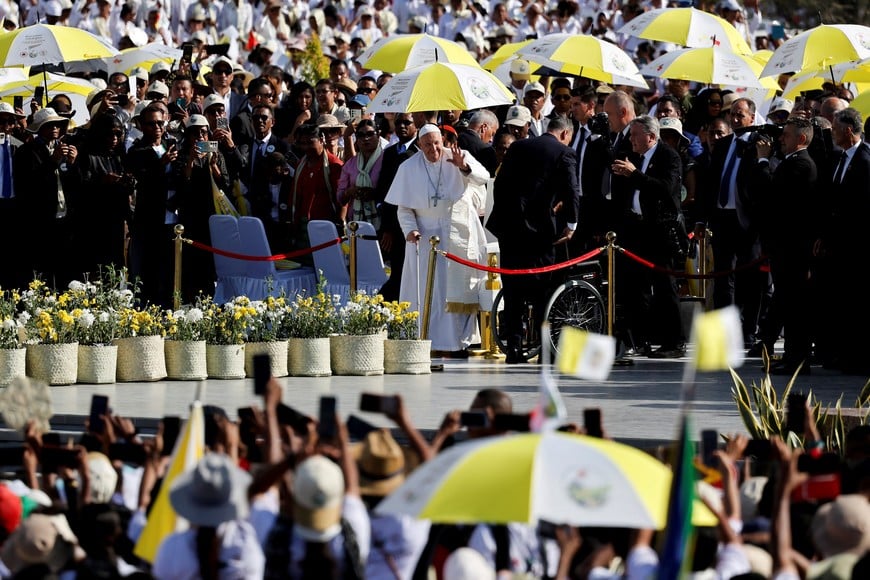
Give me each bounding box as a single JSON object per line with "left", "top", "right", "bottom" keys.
{"left": 851, "top": 89, "right": 870, "bottom": 119}
{"left": 357, "top": 33, "right": 478, "bottom": 73}
{"left": 640, "top": 46, "right": 778, "bottom": 90}
{"left": 760, "top": 24, "right": 870, "bottom": 77}
{"left": 779, "top": 66, "right": 870, "bottom": 100}
{"left": 517, "top": 33, "right": 648, "bottom": 88}
{"left": 0, "top": 72, "right": 97, "bottom": 126}
{"left": 481, "top": 40, "right": 533, "bottom": 72}
{"left": 376, "top": 432, "right": 716, "bottom": 528}
{"left": 0, "top": 24, "right": 118, "bottom": 66}
{"left": 366, "top": 62, "right": 514, "bottom": 113}
{"left": 617, "top": 7, "right": 752, "bottom": 55}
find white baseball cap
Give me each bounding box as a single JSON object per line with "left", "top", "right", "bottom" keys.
{"left": 504, "top": 105, "right": 532, "bottom": 126}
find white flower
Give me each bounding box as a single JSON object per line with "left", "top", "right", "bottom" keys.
{"left": 1, "top": 319, "right": 15, "bottom": 331}
{"left": 97, "top": 312, "right": 110, "bottom": 323}
{"left": 187, "top": 308, "right": 204, "bottom": 323}
{"left": 68, "top": 281, "right": 85, "bottom": 292}
{"left": 78, "top": 311, "right": 96, "bottom": 328}
{"left": 17, "top": 312, "right": 30, "bottom": 324}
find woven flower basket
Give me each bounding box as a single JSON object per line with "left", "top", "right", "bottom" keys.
{"left": 384, "top": 339, "right": 432, "bottom": 374}
{"left": 206, "top": 344, "right": 246, "bottom": 379}
{"left": 288, "top": 338, "right": 331, "bottom": 377}
{"left": 114, "top": 336, "right": 167, "bottom": 382}
{"left": 244, "top": 341, "right": 289, "bottom": 378}
{"left": 77, "top": 345, "right": 118, "bottom": 384}
{"left": 0, "top": 348, "right": 26, "bottom": 386}
{"left": 165, "top": 340, "right": 207, "bottom": 380}
{"left": 26, "top": 343, "right": 78, "bottom": 386}
{"left": 330, "top": 333, "right": 384, "bottom": 376}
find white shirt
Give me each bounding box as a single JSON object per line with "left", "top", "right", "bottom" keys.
{"left": 366, "top": 513, "right": 431, "bottom": 580}
{"left": 631, "top": 142, "right": 657, "bottom": 216}
{"left": 720, "top": 133, "right": 750, "bottom": 209}
{"left": 152, "top": 520, "right": 265, "bottom": 580}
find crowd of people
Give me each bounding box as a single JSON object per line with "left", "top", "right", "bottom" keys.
{"left": 0, "top": 0, "right": 866, "bottom": 369}
{"left": 0, "top": 380, "right": 867, "bottom": 579}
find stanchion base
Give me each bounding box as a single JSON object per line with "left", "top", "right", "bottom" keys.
{"left": 484, "top": 351, "right": 506, "bottom": 360}
{"left": 613, "top": 357, "right": 635, "bottom": 367}
{"left": 431, "top": 364, "right": 444, "bottom": 372}
{"left": 468, "top": 348, "right": 489, "bottom": 357}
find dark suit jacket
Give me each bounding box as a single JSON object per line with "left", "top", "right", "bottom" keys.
{"left": 822, "top": 142, "right": 870, "bottom": 254}
{"left": 573, "top": 126, "right": 612, "bottom": 238}
{"left": 697, "top": 133, "right": 760, "bottom": 232}
{"left": 375, "top": 139, "right": 420, "bottom": 236}
{"left": 240, "top": 135, "right": 294, "bottom": 216}
{"left": 620, "top": 142, "right": 683, "bottom": 224}
{"left": 230, "top": 105, "right": 255, "bottom": 148}
{"left": 752, "top": 148, "right": 818, "bottom": 259}
{"left": 457, "top": 127, "right": 498, "bottom": 176}
{"left": 488, "top": 133, "right": 579, "bottom": 255}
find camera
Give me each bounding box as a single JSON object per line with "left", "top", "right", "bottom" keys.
{"left": 588, "top": 112, "right": 609, "bottom": 136}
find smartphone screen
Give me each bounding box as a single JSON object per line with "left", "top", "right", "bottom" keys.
{"left": 346, "top": 415, "right": 378, "bottom": 439}
{"left": 788, "top": 392, "right": 807, "bottom": 430}
{"left": 460, "top": 410, "right": 489, "bottom": 428}
{"left": 277, "top": 403, "right": 311, "bottom": 434}
{"left": 359, "top": 393, "right": 398, "bottom": 415}
{"left": 161, "top": 416, "right": 181, "bottom": 456}
{"left": 13, "top": 95, "right": 22, "bottom": 110}
{"left": 116, "top": 94, "right": 129, "bottom": 107}
{"left": 701, "top": 430, "right": 719, "bottom": 467}
{"left": 34, "top": 86, "right": 45, "bottom": 105}
{"left": 253, "top": 353, "right": 271, "bottom": 395}
{"left": 182, "top": 43, "right": 193, "bottom": 63}
{"left": 318, "top": 396, "right": 337, "bottom": 440}
{"left": 89, "top": 395, "right": 109, "bottom": 435}
{"left": 583, "top": 408, "right": 602, "bottom": 438}
{"left": 492, "top": 413, "right": 531, "bottom": 432}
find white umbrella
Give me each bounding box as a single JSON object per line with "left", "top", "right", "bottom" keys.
{"left": 617, "top": 7, "right": 753, "bottom": 54}
{"left": 366, "top": 62, "right": 514, "bottom": 114}
{"left": 517, "top": 34, "right": 648, "bottom": 88}
{"left": 0, "top": 72, "right": 96, "bottom": 126}
{"left": 639, "top": 47, "right": 777, "bottom": 90}
{"left": 760, "top": 24, "right": 870, "bottom": 77}
{"left": 102, "top": 43, "right": 183, "bottom": 75}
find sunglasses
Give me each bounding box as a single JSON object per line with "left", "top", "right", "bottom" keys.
{"left": 141, "top": 121, "right": 163, "bottom": 127}
{"left": 213, "top": 69, "right": 232, "bottom": 76}
{"left": 252, "top": 114, "right": 271, "bottom": 121}
{"left": 395, "top": 119, "right": 413, "bottom": 126}
{"left": 708, "top": 100, "right": 723, "bottom": 106}
{"left": 553, "top": 94, "right": 571, "bottom": 101}
{"left": 252, "top": 93, "right": 274, "bottom": 99}
{"left": 356, "top": 131, "right": 377, "bottom": 138}
{"left": 357, "top": 87, "right": 376, "bottom": 94}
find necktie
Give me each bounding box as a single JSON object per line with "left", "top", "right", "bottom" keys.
{"left": 833, "top": 151, "right": 848, "bottom": 184}
{"left": 397, "top": 142, "right": 406, "bottom": 155}
{"left": 576, "top": 127, "right": 587, "bottom": 156}
{"left": 719, "top": 141, "right": 739, "bottom": 207}
{"left": 612, "top": 131, "right": 622, "bottom": 151}
{"left": 0, "top": 141, "right": 11, "bottom": 199}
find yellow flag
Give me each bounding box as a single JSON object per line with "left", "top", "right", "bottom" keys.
{"left": 691, "top": 305, "right": 745, "bottom": 371}
{"left": 133, "top": 401, "right": 205, "bottom": 563}
{"left": 556, "top": 327, "right": 616, "bottom": 381}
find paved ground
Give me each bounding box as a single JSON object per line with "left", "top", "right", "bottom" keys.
{"left": 36, "top": 345, "right": 869, "bottom": 447}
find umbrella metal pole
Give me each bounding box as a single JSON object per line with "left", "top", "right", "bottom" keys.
{"left": 173, "top": 224, "right": 184, "bottom": 311}
{"left": 420, "top": 236, "right": 440, "bottom": 341}
{"left": 348, "top": 221, "right": 359, "bottom": 294}
{"left": 41, "top": 64, "right": 48, "bottom": 106}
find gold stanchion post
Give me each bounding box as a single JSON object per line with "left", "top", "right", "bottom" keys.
{"left": 700, "top": 228, "right": 711, "bottom": 304}
{"left": 484, "top": 252, "right": 504, "bottom": 359}
{"left": 348, "top": 221, "right": 359, "bottom": 294}
{"left": 173, "top": 224, "right": 184, "bottom": 311}
{"left": 420, "top": 236, "right": 440, "bottom": 341}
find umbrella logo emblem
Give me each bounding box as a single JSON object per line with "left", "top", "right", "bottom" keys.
{"left": 610, "top": 56, "right": 627, "bottom": 73}
{"left": 468, "top": 78, "right": 491, "bottom": 100}
{"left": 566, "top": 469, "right": 610, "bottom": 508}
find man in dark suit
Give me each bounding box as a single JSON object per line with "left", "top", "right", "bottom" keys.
{"left": 817, "top": 108, "right": 870, "bottom": 373}
{"left": 611, "top": 115, "right": 685, "bottom": 357}
{"left": 695, "top": 97, "right": 769, "bottom": 352}
{"left": 241, "top": 103, "right": 294, "bottom": 241}
{"left": 375, "top": 113, "right": 420, "bottom": 301}
{"left": 13, "top": 108, "right": 80, "bottom": 289}
{"left": 458, "top": 109, "right": 499, "bottom": 176}
{"left": 229, "top": 78, "right": 275, "bottom": 147}
{"left": 487, "top": 116, "right": 579, "bottom": 363}
{"left": 753, "top": 117, "right": 818, "bottom": 375}
{"left": 565, "top": 86, "right": 611, "bottom": 256}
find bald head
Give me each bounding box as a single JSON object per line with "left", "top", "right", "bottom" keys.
{"left": 604, "top": 90, "right": 636, "bottom": 133}
{"left": 820, "top": 96, "right": 848, "bottom": 123}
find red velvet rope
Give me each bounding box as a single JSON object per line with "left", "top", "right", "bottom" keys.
{"left": 186, "top": 237, "right": 343, "bottom": 261}
{"left": 619, "top": 248, "right": 769, "bottom": 279}
{"left": 440, "top": 247, "right": 605, "bottom": 275}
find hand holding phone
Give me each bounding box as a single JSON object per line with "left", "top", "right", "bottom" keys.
{"left": 701, "top": 429, "right": 719, "bottom": 468}
{"left": 253, "top": 354, "right": 271, "bottom": 395}
{"left": 318, "top": 396, "right": 338, "bottom": 440}
{"left": 88, "top": 395, "right": 109, "bottom": 435}
{"left": 583, "top": 408, "right": 602, "bottom": 438}
{"left": 359, "top": 393, "right": 399, "bottom": 416}
{"left": 786, "top": 392, "right": 807, "bottom": 435}
{"left": 459, "top": 410, "right": 489, "bottom": 428}
{"left": 161, "top": 416, "right": 181, "bottom": 456}
{"left": 34, "top": 86, "right": 45, "bottom": 106}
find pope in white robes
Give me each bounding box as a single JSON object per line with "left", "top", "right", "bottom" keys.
{"left": 384, "top": 124, "right": 490, "bottom": 353}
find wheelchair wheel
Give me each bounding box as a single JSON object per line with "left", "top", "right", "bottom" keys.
{"left": 491, "top": 289, "right": 541, "bottom": 362}
{"left": 544, "top": 279, "right": 606, "bottom": 356}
